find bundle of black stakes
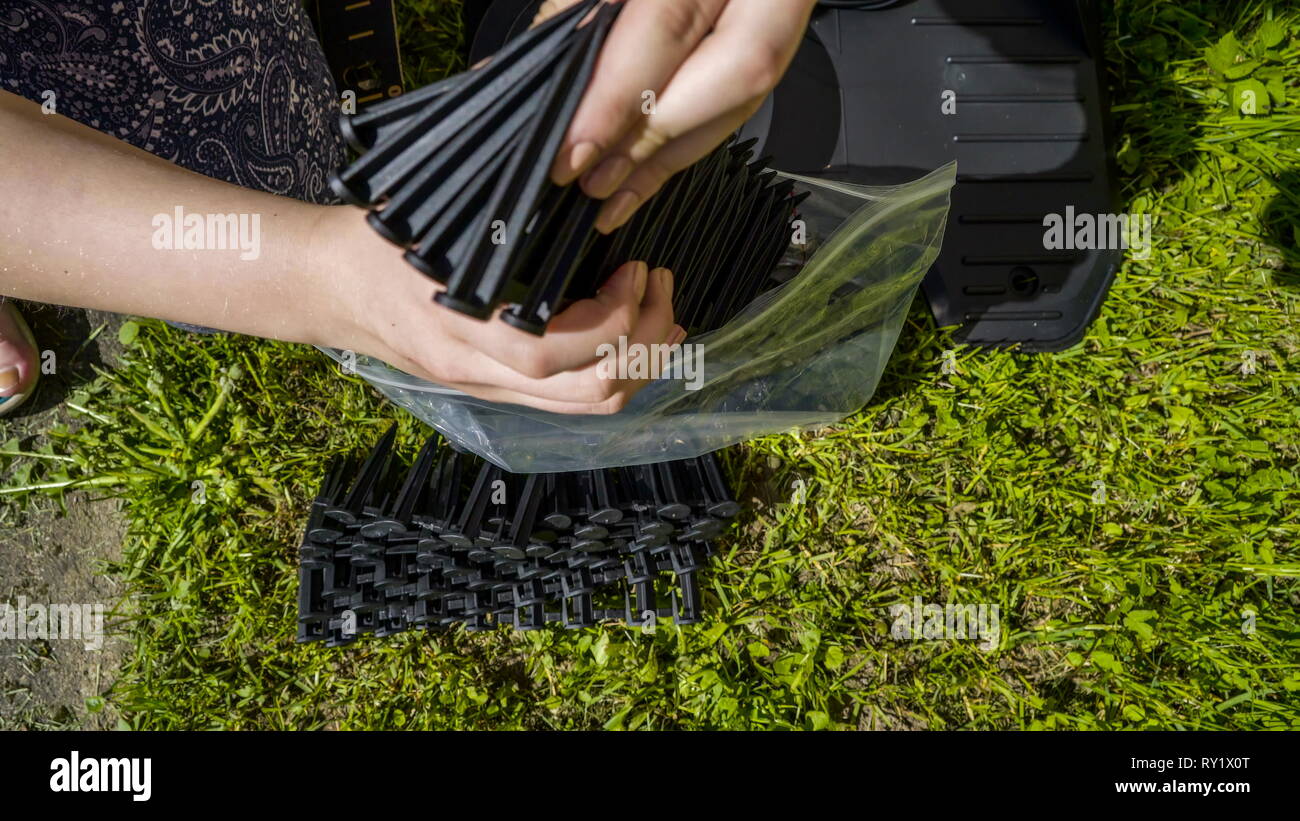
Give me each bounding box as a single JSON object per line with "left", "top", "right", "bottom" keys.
{"left": 297, "top": 427, "right": 740, "bottom": 645}
{"left": 329, "top": 0, "right": 807, "bottom": 336}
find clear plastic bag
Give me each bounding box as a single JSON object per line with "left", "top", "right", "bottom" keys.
{"left": 321, "top": 163, "right": 957, "bottom": 472}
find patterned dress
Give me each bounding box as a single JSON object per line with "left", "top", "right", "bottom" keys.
{"left": 0, "top": 0, "right": 347, "bottom": 203}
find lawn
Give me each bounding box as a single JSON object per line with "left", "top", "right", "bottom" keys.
{"left": 3, "top": 0, "right": 1297, "bottom": 729}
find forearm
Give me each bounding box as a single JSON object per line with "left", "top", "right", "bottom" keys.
{"left": 0, "top": 90, "right": 335, "bottom": 346}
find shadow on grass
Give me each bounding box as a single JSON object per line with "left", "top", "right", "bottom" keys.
{"left": 1105, "top": 2, "right": 1219, "bottom": 197}
{"left": 1261, "top": 170, "right": 1300, "bottom": 292}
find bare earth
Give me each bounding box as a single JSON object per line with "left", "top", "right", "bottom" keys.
{"left": 0, "top": 305, "right": 129, "bottom": 730}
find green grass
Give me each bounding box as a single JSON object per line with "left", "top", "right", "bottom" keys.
{"left": 4, "top": 0, "right": 1298, "bottom": 729}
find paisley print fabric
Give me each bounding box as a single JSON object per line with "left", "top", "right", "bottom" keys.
{"left": 0, "top": 0, "right": 346, "bottom": 203}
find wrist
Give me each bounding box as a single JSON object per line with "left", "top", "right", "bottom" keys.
{"left": 300, "top": 204, "right": 433, "bottom": 367}
{"left": 300, "top": 204, "right": 375, "bottom": 352}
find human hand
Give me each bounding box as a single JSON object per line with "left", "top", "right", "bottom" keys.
{"left": 308, "top": 206, "right": 683, "bottom": 414}
{"left": 537, "top": 0, "right": 817, "bottom": 233}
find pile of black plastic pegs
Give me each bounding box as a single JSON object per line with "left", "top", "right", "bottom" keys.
{"left": 298, "top": 427, "right": 739, "bottom": 645}
{"left": 299, "top": 0, "right": 824, "bottom": 642}
{"left": 328, "top": 0, "right": 805, "bottom": 336}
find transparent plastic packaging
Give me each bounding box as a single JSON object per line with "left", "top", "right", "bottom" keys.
{"left": 321, "top": 163, "right": 957, "bottom": 473}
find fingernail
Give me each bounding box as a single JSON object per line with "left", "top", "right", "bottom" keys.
{"left": 559, "top": 141, "right": 600, "bottom": 184}
{"left": 597, "top": 190, "right": 639, "bottom": 234}
{"left": 0, "top": 366, "right": 19, "bottom": 392}
{"left": 657, "top": 267, "right": 674, "bottom": 301}
{"left": 583, "top": 155, "right": 633, "bottom": 199}
{"left": 668, "top": 325, "right": 687, "bottom": 346}
{"left": 632, "top": 260, "right": 648, "bottom": 302}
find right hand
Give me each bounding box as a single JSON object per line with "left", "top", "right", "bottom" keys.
{"left": 309, "top": 205, "right": 684, "bottom": 414}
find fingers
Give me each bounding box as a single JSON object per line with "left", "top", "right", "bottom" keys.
{"left": 395, "top": 264, "right": 678, "bottom": 414}
{"left": 548, "top": 0, "right": 727, "bottom": 187}
{"left": 606, "top": 264, "right": 680, "bottom": 396}
{"left": 444, "top": 264, "right": 677, "bottom": 412}
{"left": 594, "top": 110, "right": 748, "bottom": 232}
{"left": 456, "top": 264, "right": 675, "bottom": 404}
{"left": 442, "top": 260, "right": 640, "bottom": 378}
{"left": 582, "top": 0, "right": 815, "bottom": 229}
